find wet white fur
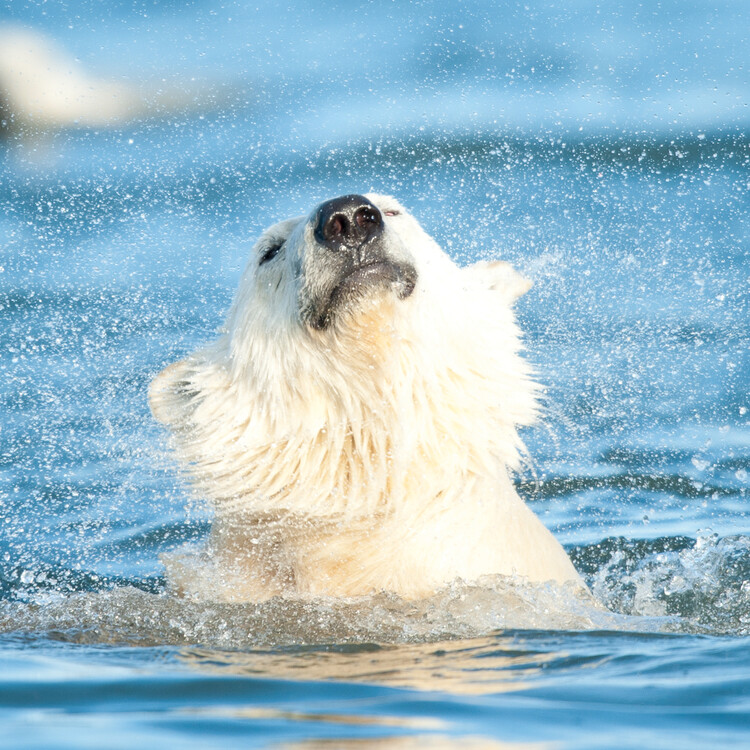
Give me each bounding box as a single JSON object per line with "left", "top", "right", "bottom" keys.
{"left": 150, "top": 194, "right": 584, "bottom": 601}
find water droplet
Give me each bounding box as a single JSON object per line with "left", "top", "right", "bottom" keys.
{"left": 691, "top": 456, "right": 710, "bottom": 472}
{"left": 20, "top": 569, "right": 35, "bottom": 585}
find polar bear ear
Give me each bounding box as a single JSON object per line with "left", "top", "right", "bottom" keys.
{"left": 463, "top": 260, "right": 532, "bottom": 303}
{"left": 148, "top": 358, "right": 200, "bottom": 426}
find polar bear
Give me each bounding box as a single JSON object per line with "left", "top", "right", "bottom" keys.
{"left": 150, "top": 193, "right": 584, "bottom": 601}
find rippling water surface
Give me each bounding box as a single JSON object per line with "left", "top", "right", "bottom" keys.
{"left": 1, "top": 1, "right": 749, "bottom": 748}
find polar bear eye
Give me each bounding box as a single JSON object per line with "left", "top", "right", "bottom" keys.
{"left": 259, "top": 241, "right": 284, "bottom": 266}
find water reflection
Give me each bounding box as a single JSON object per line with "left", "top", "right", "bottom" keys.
{"left": 179, "top": 632, "right": 598, "bottom": 695}
{"left": 177, "top": 638, "right": 564, "bottom": 749}
{"left": 276, "top": 733, "right": 551, "bottom": 749}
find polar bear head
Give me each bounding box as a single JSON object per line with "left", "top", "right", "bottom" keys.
{"left": 222, "top": 193, "right": 475, "bottom": 354}
{"left": 150, "top": 194, "right": 537, "bottom": 519}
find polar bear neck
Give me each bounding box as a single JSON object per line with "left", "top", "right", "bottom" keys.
{"left": 171, "top": 282, "right": 538, "bottom": 521}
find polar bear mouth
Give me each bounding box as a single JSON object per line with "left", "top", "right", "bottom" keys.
{"left": 337, "top": 261, "right": 414, "bottom": 295}
{"left": 308, "top": 259, "right": 417, "bottom": 331}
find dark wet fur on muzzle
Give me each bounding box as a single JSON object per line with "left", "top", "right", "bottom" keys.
{"left": 300, "top": 195, "right": 418, "bottom": 330}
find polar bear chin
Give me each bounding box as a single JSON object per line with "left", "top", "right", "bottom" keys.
{"left": 303, "top": 255, "right": 417, "bottom": 331}
{"left": 150, "top": 193, "right": 586, "bottom": 601}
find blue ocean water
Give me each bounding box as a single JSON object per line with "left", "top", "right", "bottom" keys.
{"left": 1, "top": 1, "right": 749, "bottom": 748}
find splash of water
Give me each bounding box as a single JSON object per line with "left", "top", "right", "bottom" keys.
{"left": 2, "top": 532, "right": 748, "bottom": 646}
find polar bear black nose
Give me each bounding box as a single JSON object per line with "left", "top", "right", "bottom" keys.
{"left": 314, "top": 194, "right": 384, "bottom": 251}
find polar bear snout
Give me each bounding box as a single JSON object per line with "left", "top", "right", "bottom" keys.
{"left": 314, "top": 194, "right": 384, "bottom": 252}
{"left": 298, "top": 194, "right": 418, "bottom": 331}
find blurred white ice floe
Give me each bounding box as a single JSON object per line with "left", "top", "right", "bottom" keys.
{"left": 0, "top": 26, "right": 236, "bottom": 154}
